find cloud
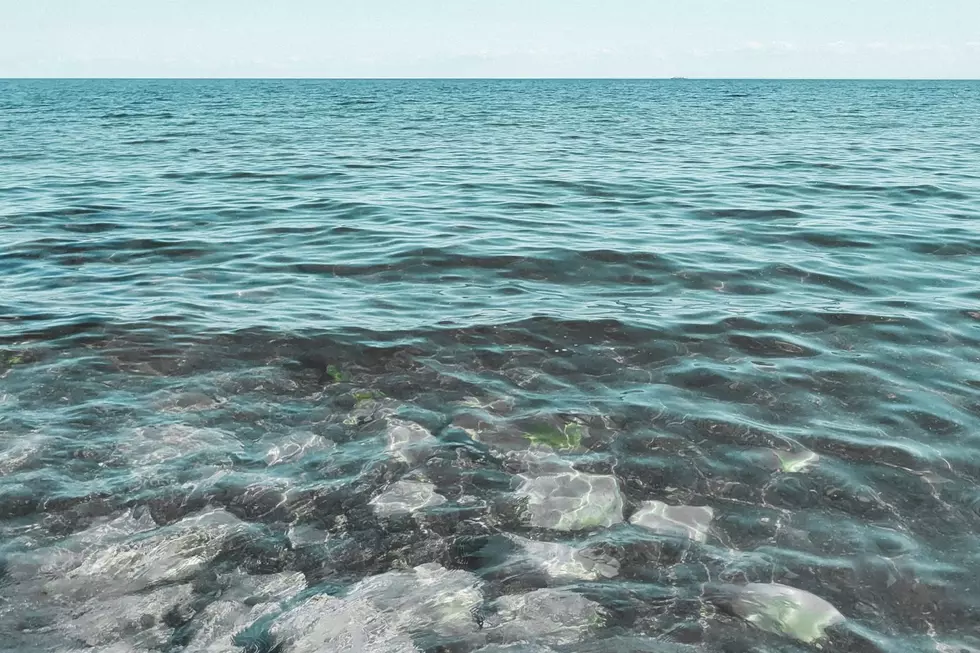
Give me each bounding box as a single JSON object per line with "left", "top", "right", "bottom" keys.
{"left": 824, "top": 41, "right": 856, "bottom": 54}
{"left": 734, "top": 40, "right": 797, "bottom": 53}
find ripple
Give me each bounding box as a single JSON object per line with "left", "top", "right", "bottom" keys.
{"left": 1, "top": 78, "right": 979, "bottom": 653}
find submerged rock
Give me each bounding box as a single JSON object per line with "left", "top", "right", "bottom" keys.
{"left": 712, "top": 582, "right": 844, "bottom": 644}
{"left": 0, "top": 434, "right": 51, "bottom": 474}
{"left": 453, "top": 408, "right": 534, "bottom": 453}
{"left": 523, "top": 422, "right": 586, "bottom": 452}
{"left": 11, "top": 507, "right": 251, "bottom": 599}
{"left": 343, "top": 391, "right": 396, "bottom": 426}
{"left": 506, "top": 448, "right": 577, "bottom": 476}
{"left": 270, "top": 594, "right": 418, "bottom": 653}
{"left": 214, "top": 568, "right": 307, "bottom": 604}
{"left": 269, "top": 563, "right": 483, "bottom": 652}
{"left": 474, "top": 645, "right": 558, "bottom": 653}
{"left": 6, "top": 513, "right": 128, "bottom": 580}
{"left": 934, "top": 639, "right": 980, "bottom": 653}
{"left": 63, "top": 583, "right": 195, "bottom": 649}
{"left": 369, "top": 480, "right": 447, "bottom": 518}
{"left": 773, "top": 449, "right": 820, "bottom": 473}
{"left": 488, "top": 588, "right": 604, "bottom": 647}
{"left": 385, "top": 418, "right": 439, "bottom": 465}
{"left": 185, "top": 570, "right": 307, "bottom": 652}
{"left": 507, "top": 535, "right": 620, "bottom": 581}
{"left": 184, "top": 600, "right": 264, "bottom": 653}
{"left": 629, "top": 501, "right": 714, "bottom": 543}
{"left": 67, "top": 508, "right": 248, "bottom": 594}
{"left": 265, "top": 431, "right": 335, "bottom": 466}
{"left": 350, "top": 562, "right": 484, "bottom": 641}
{"left": 459, "top": 395, "right": 516, "bottom": 416}
{"left": 155, "top": 391, "right": 224, "bottom": 413}
{"left": 517, "top": 471, "right": 623, "bottom": 531}
{"left": 120, "top": 424, "right": 243, "bottom": 467}
{"left": 568, "top": 637, "right": 702, "bottom": 652}
{"left": 193, "top": 470, "right": 305, "bottom": 523}
{"left": 287, "top": 523, "right": 330, "bottom": 548}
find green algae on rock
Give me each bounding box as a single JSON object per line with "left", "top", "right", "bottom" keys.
{"left": 774, "top": 449, "right": 820, "bottom": 473}
{"left": 325, "top": 364, "right": 345, "bottom": 383}
{"left": 524, "top": 423, "right": 586, "bottom": 451}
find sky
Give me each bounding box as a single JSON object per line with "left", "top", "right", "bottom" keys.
{"left": 1, "top": 0, "right": 978, "bottom": 78}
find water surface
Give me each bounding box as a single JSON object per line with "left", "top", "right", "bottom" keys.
{"left": 2, "top": 79, "right": 980, "bottom": 652}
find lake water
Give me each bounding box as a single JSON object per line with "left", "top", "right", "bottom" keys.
{"left": 2, "top": 79, "right": 980, "bottom": 652}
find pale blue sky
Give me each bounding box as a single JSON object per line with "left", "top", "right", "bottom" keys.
{"left": 1, "top": 0, "right": 978, "bottom": 78}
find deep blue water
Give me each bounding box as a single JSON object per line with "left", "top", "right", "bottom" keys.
{"left": 2, "top": 79, "right": 980, "bottom": 652}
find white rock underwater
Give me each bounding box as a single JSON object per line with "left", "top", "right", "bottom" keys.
{"left": 516, "top": 470, "right": 624, "bottom": 531}
{"left": 712, "top": 582, "right": 845, "bottom": 644}
{"left": 369, "top": 479, "right": 448, "bottom": 518}
{"left": 505, "top": 534, "right": 621, "bottom": 581}
{"left": 268, "top": 563, "right": 483, "bottom": 652}
{"left": 487, "top": 588, "right": 606, "bottom": 647}
{"left": 629, "top": 500, "right": 714, "bottom": 542}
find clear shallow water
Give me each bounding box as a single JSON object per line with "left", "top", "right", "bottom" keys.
{"left": 1, "top": 79, "right": 980, "bottom": 652}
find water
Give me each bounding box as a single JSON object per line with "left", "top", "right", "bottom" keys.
{"left": 1, "top": 79, "right": 980, "bottom": 652}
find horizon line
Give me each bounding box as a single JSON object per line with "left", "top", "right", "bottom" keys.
{"left": 2, "top": 76, "right": 980, "bottom": 82}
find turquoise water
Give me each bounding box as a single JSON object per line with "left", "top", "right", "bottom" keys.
{"left": 2, "top": 79, "right": 980, "bottom": 652}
